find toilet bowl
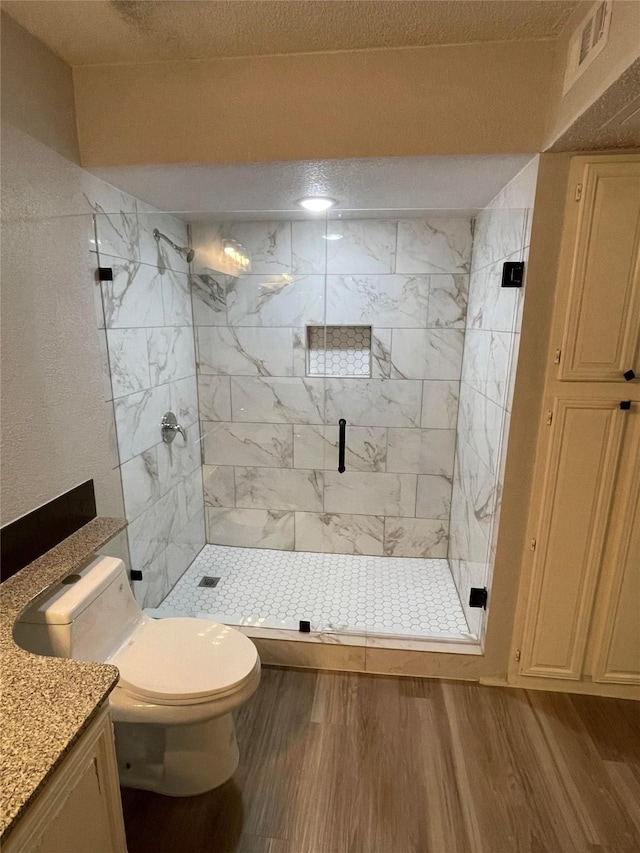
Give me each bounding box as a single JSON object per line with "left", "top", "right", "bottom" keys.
{"left": 14, "top": 556, "right": 260, "bottom": 796}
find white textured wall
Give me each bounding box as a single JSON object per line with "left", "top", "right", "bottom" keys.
{"left": 0, "top": 124, "right": 124, "bottom": 524}
{"left": 0, "top": 14, "right": 124, "bottom": 525}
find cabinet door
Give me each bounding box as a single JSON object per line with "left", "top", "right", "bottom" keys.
{"left": 591, "top": 415, "right": 640, "bottom": 684}
{"left": 519, "top": 398, "right": 626, "bottom": 680}
{"left": 4, "top": 706, "right": 127, "bottom": 853}
{"left": 559, "top": 160, "right": 640, "bottom": 383}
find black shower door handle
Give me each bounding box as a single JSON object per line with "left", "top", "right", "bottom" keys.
{"left": 338, "top": 419, "right": 346, "bottom": 473}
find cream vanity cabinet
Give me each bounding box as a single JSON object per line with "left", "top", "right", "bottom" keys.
{"left": 4, "top": 705, "right": 128, "bottom": 853}
{"left": 512, "top": 155, "right": 640, "bottom": 696}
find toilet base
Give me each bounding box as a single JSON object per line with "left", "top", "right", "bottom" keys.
{"left": 114, "top": 712, "right": 240, "bottom": 796}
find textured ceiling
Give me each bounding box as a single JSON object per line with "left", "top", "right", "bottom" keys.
{"left": 88, "top": 154, "right": 535, "bottom": 219}
{"left": 2, "top": 0, "right": 579, "bottom": 66}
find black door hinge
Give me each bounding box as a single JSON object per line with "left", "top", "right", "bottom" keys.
{"left": 469, "top": 587, "right": 488, "bottom": 609}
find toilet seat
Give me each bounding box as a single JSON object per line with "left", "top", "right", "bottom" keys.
{"left": 109, "top": 617, "right": 259, "bottom": 706}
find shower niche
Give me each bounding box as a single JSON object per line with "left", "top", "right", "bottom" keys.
{"left": 306, "top": 325, "right": 372, "bottom": 378}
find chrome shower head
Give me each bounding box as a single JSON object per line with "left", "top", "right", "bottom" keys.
{"left": 153, "top": 228, "right": 195, "bottom": 264}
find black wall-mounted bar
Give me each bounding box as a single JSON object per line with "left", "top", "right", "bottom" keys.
{"left": 338, "top": 419, "right": 346, "bottom": 473}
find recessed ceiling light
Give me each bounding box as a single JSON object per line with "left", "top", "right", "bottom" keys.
{"left": 322, "top": 233, "right": 343, "bottom": 241}
{"left": 297, "top": 197, "right": 336, "bottom": 212}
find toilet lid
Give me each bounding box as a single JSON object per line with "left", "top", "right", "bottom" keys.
{"left": 110, "top": 617, "right": 259, "bottom": 702}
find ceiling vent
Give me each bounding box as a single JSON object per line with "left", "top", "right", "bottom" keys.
{"left": 563, "top": 1, "right": 613, "bottom": 95}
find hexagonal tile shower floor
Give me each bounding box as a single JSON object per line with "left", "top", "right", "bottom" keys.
{"left": 159, "top": 545, "right": 472, "bottom": 640}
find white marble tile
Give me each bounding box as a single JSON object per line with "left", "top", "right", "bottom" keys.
{"left": 126, "top": 487, "right": 178, "bottom": 573}
{"left": 293, "top": 424, "right": 387, "bottom": 472}
{"left": 212, "top": 221, "right": 292, "bottom": 274}
{"left": 485, "top": 331, "right": 512, "bottom": 408}
{"left": 235, "top": 467, "right": 323, "bottom": 511}
{"left": 460, "top": 329, "right": 490, "bottom": 394}
{"left": 198, "top": 375, "right": 232, "bottom": 421}
{"left": 136, "top": 203, "right": 190, "bottom": 274}
{"left": 371, "top": 328, "right": 392, "bottom": 378}
{"left": 197, "top": 326, "right": 293, "bottom": 376}
{"left": 88, "top": 189, "right": 139, "bottom": 262}
{"left": 458, "top": 385, "right": 505, "bottom": 474}
{"left": 226, "top": 274, "right": 324, "bottom": 327}
{"left": 326, "top": 219, "right": 397, "bottom": 274}
{"left": 427, "top": 274, "right": 468, "bottom": 328}
{"left": 467, "top": 256, "right": 519, "bottom": 333}
{"left": 206, "top": 508, "right": 295, "bottom": 549}
{"left": 231, "top": 376, "right": 324, "bottom": 424}
{"left": 292, "top": 220, "right": 328, "bottom": 274}
{"left": 170, "top": 375, "right": 199, "bottom": 428}
{"left": 292, "top": 329, "right": 308, "bottom": 377}
{"left": 324, "top": 471, "right": 416, "bottom": 516}
{"left": 387, "top": 428, "right": 456, "bottom": 476}
{"left": 390, "top": 328, "right": 464, "bottom": 380}
{"left": 190, "top": 273, "right": 229, "bottom": 326}
{"left": 295, "top": 512, "right": 384, "bottom": 556}
{"left": 383, "top": 518, "right": 448, "bottom": 558}
{"left": 203, "top": 422, "right": 293, "bottom": 468}
{"left": 166, "top": 512, "right": 205, "bottom": 589}
{"left": 325, "top": 274, "right": 428, "bottom": 327}
{"left": 421, "top": 380, "right": 460, "bottom": 430}
{"left": 202, "top": 465, "right": 235, "bottom": 507}
{"left": 162, "top": 268, "right": 193, "bottom": 326}
{"left": 96, "top": 328, "right": 114, "bottom": 402}
{"left": 396, "top": 218, "right": 473, "bottom": 274}
{"left": 106, "top": 328, "right": 151, "bottom": 398}
{"left": 157, "top": 422, "right": 202, "bottom": 494}
{"left": 114, "top": 383, "right": 171, "bottom": 463}
{"left": 147, "top": 326, "right": 195, "bottom": 385}
{"left": 102, "top": 260, "right": 164, "bottom": 328}
{"left": 324, "top": 378, "right": 422, "bottom": 428}
{"left": 134, "top": 550, "right": 170, "bottom": 610}
{"left": 292, "top": 424, "right": 326, "bottom": 469}
{"left": 471, "top": 207, "right": 525, "bottom": 273}
{"left": 178, "top": 467, "right": 205, "bottom": 524}
{"left": 416, "top": 475, "right": 452, "bottom": 520}
{"left": 120, "top": 447, "right": 161, "bottom": 521}
{"left": 450, "top": 439, "right": 497, "bottom": 555}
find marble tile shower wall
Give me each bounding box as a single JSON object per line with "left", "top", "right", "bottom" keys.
{"left": 190, "top": 217, "right": 472, "bottom": 559}
{"left": 86, "top": 182, "right": 205, "bottom": 608}
{"left": 449, "top": 158, "right": 539, "bottom": 637}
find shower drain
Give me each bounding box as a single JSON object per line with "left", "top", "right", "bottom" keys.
{"left": 198, "top": 576, "right": 221, "bottom": 588}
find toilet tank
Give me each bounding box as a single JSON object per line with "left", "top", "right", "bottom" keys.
{"left": 14, "top": 556, "right": 143, "bottom": 663}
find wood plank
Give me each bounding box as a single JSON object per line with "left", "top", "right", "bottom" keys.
{"left": 528, "top": 689, "right": 640, "bottom": 850}
{"left": 441, "top": 681, "right": 587, "bottom": 852}
{"left": 569, "top": 693, "right": 640, "bottom": 763}
{"left": 119, "top": 668, "right": 640, "bottom": 853}
{"left": 310, "top": 670, "right": 360, "bottom": 726}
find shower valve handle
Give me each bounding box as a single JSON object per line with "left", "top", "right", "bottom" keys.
{"left": 161, "top": 411, "right": 187, "bottom": 444}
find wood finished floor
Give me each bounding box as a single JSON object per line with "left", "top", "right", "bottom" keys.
{"left": 121, "top": 667, "right": 640, "bottom": 853}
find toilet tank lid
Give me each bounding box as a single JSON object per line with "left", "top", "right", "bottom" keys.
{"left": 17, "top": 556, "right": 126, "bottom": 625}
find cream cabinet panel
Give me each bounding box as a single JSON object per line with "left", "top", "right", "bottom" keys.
{"left": 519, "top": 398, "right": 625, "bottom": 680}
{"left": 559, "top": 161, "right": 640, "bottom": 383}
{"left": 592, "top": 420, "right": 640, "bottom": 685}
{"left": 4, "top": 705, "right": 127, "bottom": 853}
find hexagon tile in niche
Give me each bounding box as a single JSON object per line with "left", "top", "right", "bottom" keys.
{"left": 160, "top": 545, "right": 471, "bottom": 639}
{"left": 307, "top": 325, "right": 372, "bottom": 377}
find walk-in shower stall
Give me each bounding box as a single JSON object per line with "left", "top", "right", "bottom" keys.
{"left": 90, "top": 156, "right": 539, "bottom": 651}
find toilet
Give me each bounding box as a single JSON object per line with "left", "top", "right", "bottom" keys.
{"left": 14, "top": 555, "right": 260, "bottom": 796}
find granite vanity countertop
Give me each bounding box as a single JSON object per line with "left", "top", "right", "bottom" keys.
{"left": 0, "top": 516, "right": 126, "bottom": 841}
